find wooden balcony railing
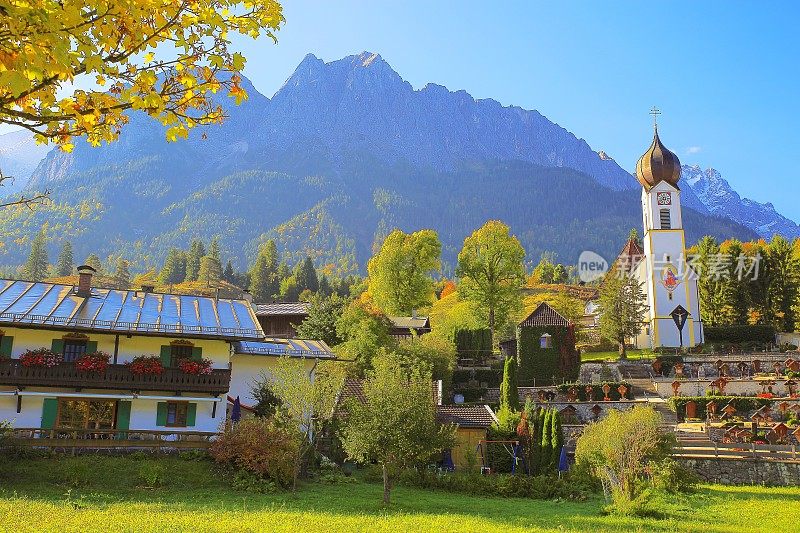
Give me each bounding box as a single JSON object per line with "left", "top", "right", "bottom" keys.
{"left": 8, "top": 428, "right": 216, "bottom": 450}
{"left": 0, "top": 360, "right": 230, "bottom": 394}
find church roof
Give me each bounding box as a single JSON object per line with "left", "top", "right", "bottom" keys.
{"left": 519, "top": 302, "right": 571, "bottom": 327}
{"left": 635, "top": 126, "right": 681, "bottom": 191}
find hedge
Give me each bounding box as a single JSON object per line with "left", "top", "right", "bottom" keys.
{"left": 667, "top": 396, "right": 773, "bottom": 420}
{"left": 704, "top": 325, "right": 776, "bottom": 344}
{"left": 452, "top": 368, "right": 501, "bottom": 388}
{"left": 455, "top": 328, "right": 492, "bottom": 363}
{"left": 557, "top": 382, "right": 634, "bottom": 401}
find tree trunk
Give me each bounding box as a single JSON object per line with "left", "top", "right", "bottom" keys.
{"left": 618, "top": 339, "right": 627, "bottom": 360}
{"left": 382, "top": 463, "right": 391, "bottom": 505}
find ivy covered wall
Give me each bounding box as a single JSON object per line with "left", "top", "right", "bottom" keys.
{"left": 516, "top": 324, "right": 579, "bottom": 386}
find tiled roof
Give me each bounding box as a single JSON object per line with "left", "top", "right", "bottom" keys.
{"left": 389, "top": 316, "right": 431, "bottom": 329}
{"left": 0, "top": 279, "right": 263, "bottom": 340}
{"left": 233, "top": 338, "right": 335, "bottom": 359}
{"left": 334, "top": 379, "right": 366, "bottom": 417}
{"left": 436, "top": 405, "right": 497, "bottom": 428}
{"left": 255, "top": 302, "right": 310, "bottom": 316}
{"left": 519, "top": 302, "right": 570, "bottom": 327}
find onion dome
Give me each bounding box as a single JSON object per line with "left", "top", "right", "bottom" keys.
{"left": 635, "top": 126, "right": 681, "bottom": 190}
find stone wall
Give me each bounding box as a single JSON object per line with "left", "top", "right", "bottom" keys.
{"left": 678, "top": 458, "right": 800, "bottom": 486}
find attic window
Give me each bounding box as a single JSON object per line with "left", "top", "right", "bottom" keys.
{"left": 540, "top": 333, "right": 552, "bottom": 349}
{"left": 659, "top": 209, "right": 671, "bottom": 229}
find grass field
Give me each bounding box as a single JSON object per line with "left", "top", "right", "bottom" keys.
{"left": 0, "top": 456, "right": 797, "bottom": 532}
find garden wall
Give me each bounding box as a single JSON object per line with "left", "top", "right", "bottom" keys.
{"left": 678, "top": 458, "right": 800, "bottom": 486}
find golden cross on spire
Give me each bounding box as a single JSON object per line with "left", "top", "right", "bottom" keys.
{"left": 650, "top": 106, "right": 661, "bottom": 130}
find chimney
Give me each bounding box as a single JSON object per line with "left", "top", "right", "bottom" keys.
{"left": 412, "top": 309, "right": 418, "bottom": 319}
{"left": 76, "top": 265, "right": 96, "bottom": 297}
{"left": 241, "top": 290, "right": 253, "bottom": 305}
{"left": 141, "top": 285, "right": 155, "bottom": 294}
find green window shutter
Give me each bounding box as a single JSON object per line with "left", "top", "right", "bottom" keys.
{"left": 160, "top": 346, "right": 172, "bottom": 366}
{"left": 116, "top": 401, "right": 131, "bottom": 439}
{"left": 186, "top": 403, "right": 197, "bottom": 427}
{"left": 191, "top": 346, "right": 202, "bottom": 361}
{"left": 0, "top": 336, "right": 13, "bottom": 357}
{"left": 156, "top": 402, "right": 167, "bottom": 426}
{"left": 41, "top": 398, "right": 58, "bottom": 429}
{"left": 51, "top": 339, "right": 65, "bottom": 354}
{"left": 86, "top": 340, "right": 98, "bottom": 353}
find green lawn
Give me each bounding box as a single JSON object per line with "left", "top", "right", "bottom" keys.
{"left": 0, "top": 456, "right": 797, "bottom": 532}
{"left": 581, "top": 349, "right": 656, "bottom": 362}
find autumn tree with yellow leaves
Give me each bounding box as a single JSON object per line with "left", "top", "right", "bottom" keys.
{"left": 0, "top": 0, "right": 283, "bottom": 204}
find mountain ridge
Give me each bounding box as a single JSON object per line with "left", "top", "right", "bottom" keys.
{"left": 0, "top": 52, "right": 775, "bottom": 272}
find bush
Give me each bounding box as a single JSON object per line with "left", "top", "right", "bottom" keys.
{"left": 137, "top": 461, "right": 167, "bottom": 487}
{"left": 58, "top": 459, "right": 91, "bottom": 487}
{"left": 230, "top": 469, "right": 278, "bottom": 493}
{"left": 704, "top": 325, "right": 776, "bottom": 344}
{"left": 209, "top": 417, "right": 300, "bottom": 488}
{"left": 649, "top": 459, "right": 698, "bottom": 494}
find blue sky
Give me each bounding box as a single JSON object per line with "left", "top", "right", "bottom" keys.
{"left": 229, "top": 0, "right": 798, "bottom": 219}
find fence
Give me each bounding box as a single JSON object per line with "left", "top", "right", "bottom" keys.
{"left": 673, "top": 441, "right": 799, "bottom": 462}
{"left": 6, "top": 428, "right": 216, "bottom": 451}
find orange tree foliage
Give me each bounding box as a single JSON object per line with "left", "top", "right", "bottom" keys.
{"left": 0, "top": 0, "right": 283, "bottom": 150}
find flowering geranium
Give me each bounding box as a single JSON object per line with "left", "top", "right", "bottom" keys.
{"left": 20, "top": 348, "right": 63, "bottom": 368}
{"left": 126, "top": 355, "right": 164, "bottom": 375}
{"left": 178, "top": 357, "right": 213, "bottom": 375}
{"left": 74, "top": 351, "right": 110, "bottom": 373}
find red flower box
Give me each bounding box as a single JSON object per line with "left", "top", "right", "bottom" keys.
{"left": 74, "top": 351, "right": 110, "bottom": 373}
{"left": 178, "top": 358, "right": 213, "bottom": 375}
{"left": 19, "top": 348, "right": 62, "bottom": 368}
{"left": 126, "top": 355, "right": 164, "bottom": 375}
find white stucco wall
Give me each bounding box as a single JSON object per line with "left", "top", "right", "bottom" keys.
{"left": 228, "top": 354, "right": 316, "bottom": 407}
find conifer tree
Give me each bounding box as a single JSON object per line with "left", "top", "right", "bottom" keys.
{"left": 55, "top": 242, "right": 74, "bottom": 277}
{"left": 550, "top": 408, "right": 563, "bottom": 472}
{"left": 198, "top": 255, "right": 222, "bottom": 286}
{"left": 208, "top": 237, "right": 221, "bottom": 262}
{"left": 722, "top": 240, "right": 750, "bottom": 324}
{"left": 531, "top": 408, "right": 544, "bottom": 475}
{"left": 295, "top": 256, "right": 319, "bottom": 294}
{"left": 249, "top": 254, "right": 273, "bottom": 303}
{"left": 540, "top": 408, "right": 553, "bottom": 474}
{"left": 499, "top": 356, "right": 520, "bottom": 412}
{"left": 23, "top": 229, "right": 49, "bottom": 281}
{"left": 159, "top": 248, "right": 187, "bottom": 285}
{"left": 84, "top": 254, "right": 103, "bottom": 274}
{"left": 223, "top": 260, "right": 235, "bottom": 284}
{"left": 186, "top": 239, "right": 206, "bottom": 281}
{"left": 112, "top": 258, "right": 132, "bottom": 289}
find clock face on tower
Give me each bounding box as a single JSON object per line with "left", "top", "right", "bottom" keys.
{"left": 657, "top": 192, "right": 672, "bottom": 205}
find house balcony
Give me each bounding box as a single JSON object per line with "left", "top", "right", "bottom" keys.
{"left": 0, "top": 360, "right": 230, "bottom": 395}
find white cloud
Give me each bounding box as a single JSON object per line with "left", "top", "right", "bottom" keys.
{"left": 685, "top": 146, "right": 702, "bottom": 155}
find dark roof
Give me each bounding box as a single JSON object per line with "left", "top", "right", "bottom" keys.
{"left": 0, "top": 279, "right": 263, "bottom": 340}
{"left": 519, "top": 302, "right": 570, "bottom": 327}
{"left": 436, "top": 405, "right": 497, "bottom": 428}
{"left": 233, "top": 338, "right": 335, "bottom": 359}
{"left": 334, "top": 379, "right": 366, "bottom": 417}
{"left": 389, "top": 316, "right": 431, "bottom": 330}
{"left": 609, "top": 238, "right": 645, "bottom": 275}
{"left": 255, "top": 302, "right": 310, "bottom": 316}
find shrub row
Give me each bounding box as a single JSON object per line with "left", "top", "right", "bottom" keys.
{"left": 704, "top": 325, "right": 776, "bottom": 344}
{"left": 452, "top": 368, "right": 502, "bottom": 388}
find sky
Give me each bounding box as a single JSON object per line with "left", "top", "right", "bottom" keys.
{"left": 225, "top": 0, "right": 798, "bottom": 219}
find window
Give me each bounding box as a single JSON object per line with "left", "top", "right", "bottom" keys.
{"left": 540, "top": 334, "right": 552, "bottom": 349}
{"left": 166, "top": 402, "right": 189, "bottom": 427}
{"left": 63, "top": 339, "right": 87, "bottom": 362}
{"left": 659, "top": 209, "right": 671, "bottom": 229}
{"left": 57, "top": 399, "right": 116, "bottom": 430}
{"left": 169, "top": 344, "right": 193, "bottom": 367}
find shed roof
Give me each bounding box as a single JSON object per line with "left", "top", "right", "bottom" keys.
{"left": 233, "top": 338, "right": 335, "bottom": 359}
{"left": 255, "top": 302, "right": 311, "bottom": 316}
{"left": 519, "top": 302, "right": 570, "bottom": 327}
{"left": 0, "top": 279, "right": 263, "bottom": 340}
{"left": 436, "top": 404, "right": 497, "bottom": 429}
{"left": 388, "top": 316, "right": 431, "bottom": 330}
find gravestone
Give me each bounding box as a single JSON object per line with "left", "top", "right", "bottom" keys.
{"left": 671, "top": 380, "right": 681, "bottom": 396}
{"left": 590, "top": 404, "right": 603, "bottom": 420}
{"left": 617, "top": 384, "right": 628, "bottom": 400}
{"left": 602, "top": 383, "right": 611, "bottom": 401}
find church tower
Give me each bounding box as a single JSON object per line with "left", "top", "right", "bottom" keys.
{"left": 634, "top": 111, "right": 703, "bottom": 348}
